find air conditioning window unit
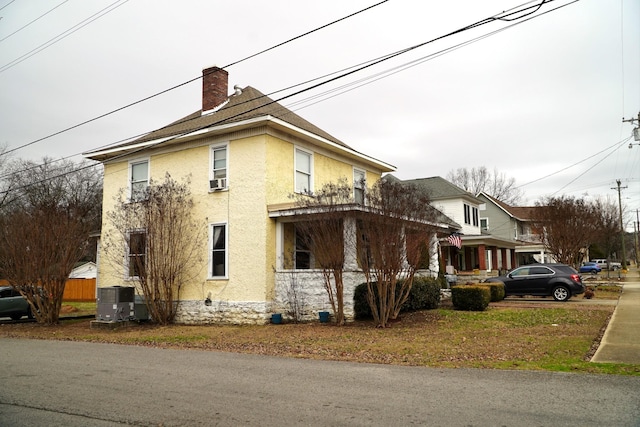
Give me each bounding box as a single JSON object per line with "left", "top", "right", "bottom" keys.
{"left": 209, "top": 178, "right": 227, "bottom": 191}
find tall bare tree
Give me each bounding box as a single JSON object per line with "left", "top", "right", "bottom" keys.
{"left": 104, "top": 173, "right": 203, "bottom": 325}
{"left": 357, "top": 178, "right": 439, "bottom": 328}
{"left": 0, "top": 158, "right": 102, "bottom": 324}
{"left": 532, "top": 196, "right": 599, "bottom": 267}
{"left": 447, "top": 166, "right": 523, "bottom": 204}
{"left": 591, "top": 197, "right": 622, "bottom": 262}
{"left": 294, "top": 179, "right": 354, "bottom": 325}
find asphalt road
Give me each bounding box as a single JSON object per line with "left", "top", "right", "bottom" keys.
{"left": 1, "top": 339, "right": 639, "bottom": 426}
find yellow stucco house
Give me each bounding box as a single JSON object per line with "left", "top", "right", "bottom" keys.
{"left": 84, "top": 66, "right": 453, "bottom": 324}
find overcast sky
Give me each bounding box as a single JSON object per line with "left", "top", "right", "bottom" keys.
{"left": 1, "top": 0, "right": 639, "bottom": 229}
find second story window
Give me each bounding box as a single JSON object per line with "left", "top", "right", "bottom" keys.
{"left": 472, "top": 207, "right": 479, "bottom": 226}
{"left": 130, "top": 160, "right": 149, "bottom": 201}
{"left": 210, "top": 145, "right": 227, "bottom": 191}
{"left": 295, "top": 148, "right": 312, "bottom": 194}
{"left": 464, "top": 203, "right": 471, "bottom": 225}
{"left": 353, "top": 168, "right": 366, "bottom": 204}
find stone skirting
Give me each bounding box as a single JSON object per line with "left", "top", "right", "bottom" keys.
{"left": 173, "top": 269, "right": 440, "bottom": 325}
{"left": 174, "top": 300, "right": 271, "bottom": 325}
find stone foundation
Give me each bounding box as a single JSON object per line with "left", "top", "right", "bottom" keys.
{"left": 173, "top": 269, "right": 440, "bottom": 325}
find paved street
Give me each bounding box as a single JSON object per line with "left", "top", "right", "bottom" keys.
{"left": 1, "top": 339, "right": 639, "bottom": 426}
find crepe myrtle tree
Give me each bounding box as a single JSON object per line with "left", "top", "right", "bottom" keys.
{"left": 532, "top": 195, "right": 600, "bottom": 267}
{"left": 104, "top": 173, "right": 203, "bottom": 325}
{"left": 293, "top": 179, "right": 355, "bottom": 326}
{"left": 0, "top": 158, "right": 102, "bottom": 324}
{"left": 357, "top": 178, "right": 439, "bottom": 328}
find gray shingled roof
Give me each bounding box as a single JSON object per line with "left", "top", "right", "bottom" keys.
{"left": 388, "top": 175, "right": 480, "bottom": 202}
{"left": 88, "top": 86, "right": 352, "bottom": 155}
{"left": 479, "top": 192, "right": 539, "bottom": 221}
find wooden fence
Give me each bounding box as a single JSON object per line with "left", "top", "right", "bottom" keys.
{"left": 0, "top": 278, "right": 96, "bottom": 302}
{"left": 62, "top": 279, "right": 96, "bottom": 302}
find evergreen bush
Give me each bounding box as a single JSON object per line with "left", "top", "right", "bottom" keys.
{"left": 451, "top": 285, "right": 491, "bottom": 311}
{"left": 353, "top": 277, "right": 441, "bottom": 319}
{"left": 483, "top": 281, "right": 505, "bottom": 302}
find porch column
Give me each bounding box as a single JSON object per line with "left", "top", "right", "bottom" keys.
{"left": 511, "top": 249, "right": 517, "bottom": 268}
{"left": 478, "top": 245, "right": 487, "bottom": 270}
{"left": 343, "top": 217, "right": 358, "bottom": 270}
{"left": 275, "top": 221, "right": 283, "bottom": 270}
{"left": 492, "top": 247, "right": 499, "bottom": 270}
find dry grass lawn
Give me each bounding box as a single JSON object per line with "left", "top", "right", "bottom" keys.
{"left": 2, "top": 289, "right": 638, "bottom": 376}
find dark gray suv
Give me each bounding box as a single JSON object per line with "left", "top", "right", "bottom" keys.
{"left": 485, "top": 264, "right": 585, "bottom": 301}
{"left": 0, "top": 286, "right": 32, "bottom": 320}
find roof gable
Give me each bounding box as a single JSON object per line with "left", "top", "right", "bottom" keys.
{"left": 478, "top": 192, "right": 539, "bottom": 221}
{"left": 390, "top": 175, "right": 483, "bottom": 204}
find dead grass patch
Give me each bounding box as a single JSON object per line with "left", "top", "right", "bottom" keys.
{"left": 3, "top": 303, "right": 638, "bottom": 375}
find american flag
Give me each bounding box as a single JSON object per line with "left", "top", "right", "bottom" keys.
{"left": 447, "top": 233, "right": 462, "bottom": 249}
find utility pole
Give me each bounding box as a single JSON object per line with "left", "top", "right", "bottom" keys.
{"left": 623, "top": 112, "right": 640, "bottom": 148}
{"left": 612, "top": 180, "right": 627, "bottom": 270}
{"left": 636, "top": 209, "right": 639, "bottom": 267}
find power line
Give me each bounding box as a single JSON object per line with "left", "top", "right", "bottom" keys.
{"left": 0, "top": 0, "right": 574, "bottom": 196}
{"left": 517, "top": 136, "right": 631, "bottom": 189}
{"left": 0, "top": 0, "right": 129, "bottom": 74}
{"left": 0, "top": 0, "right": 69, "bottom": 43}
{"left": 0, "top": 0, "right": 391, "bottom": 158}
{"left": 551, "top": 138, "right": 631, "bottom": 195}
{"left": 0, "top": 0, "right": 15, "bottom": 12}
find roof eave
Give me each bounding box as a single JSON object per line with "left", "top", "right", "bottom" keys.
{"left": 83, "top": 115, "right": 396, "bottom": 172}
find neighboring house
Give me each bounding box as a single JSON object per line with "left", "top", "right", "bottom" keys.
{"left": 476, "top": 193, "right": 555, "bottom": 265}
{"left": 69, "top": 262, "right": 97, "bottom": 279}
{"left": 389, "top": 176, "right": 519, "bottom": 274}
{"left": 84, "top": 66, "right": 454, "bottom": 324}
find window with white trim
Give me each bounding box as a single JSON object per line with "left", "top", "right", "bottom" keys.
{"left": 480, "top": 218, "right": 489, "bottom": 232}
{"left": 210, "top": 145, "right": 227, "bottom": 190}
{"left": 353, "top": 168, "right": 366, "bottom": 204}
{"left": 472, "top": 206, "right": 479, "bottom": 226}
{"left": 130, "top": 160, "right": 149, "bottom": 201}
{"left": 127, "top": 231, "right": 146, "bottom": 278}
{"left": 295, "top": 148, "right": 312, "bottom": 194}
{"left": 463, "top": 203, "right": 471, "bottom": 225}
{"left": 210, "top": 224, "right": 227, "bottom": 278}
{"left": 295, "top": 226, "right": 312, "bottom": 269}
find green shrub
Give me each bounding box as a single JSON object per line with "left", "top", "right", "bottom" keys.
{"left": 353, "top": 282, "right": 373, "bottom": 319}
{"left": 353, "top": 277, "right": 441, "bottom": 319}
{"left": 484, "top": 282, "right": 505, "bottom": 302}
{"left": 403, "top": 277, "right": 441, "bottom": 311}
{"left": 451, "top": 285, "right": 491, "bottom": 311}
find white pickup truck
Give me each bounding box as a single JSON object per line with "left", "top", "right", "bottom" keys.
{"left": 592, "top": 259, "right": 622, "bottom": 271}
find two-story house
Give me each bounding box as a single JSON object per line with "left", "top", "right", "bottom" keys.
{"left": 84, "top": 66, "right": 455, "bottom": 324}
{"left": 476, "top": 192, "right": 554, "bottom": 266}
{"left": 388, "top": 176, "right": 519, "bottom": 274}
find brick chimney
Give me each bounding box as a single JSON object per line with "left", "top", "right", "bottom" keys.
{"left": 202, "top": 66, "right": 228, "bottom": 112}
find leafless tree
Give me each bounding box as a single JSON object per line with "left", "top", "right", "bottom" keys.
{"left": 591, "top": 197, "right": 622, "bottom": 262}
{"left": 104, "top": 173, "right": 203, "bottom": 325}
{"left": 0, "top": 158, "right": 102, "bottom": 324}
{"left": 294, "top": 179, "right": 354, "bottom": 325}
{"left": 447, "top": 166, "right": 523, "bottom": 204}
{"left": 532, "top": 196, "right": 600, "bottom": 267}
{"left": 357, "top": 178, "right": 439, "bottom": 328}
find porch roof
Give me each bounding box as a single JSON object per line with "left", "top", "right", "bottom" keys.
{"left": 267, "top": 202, "right": 460, "bottom": 234}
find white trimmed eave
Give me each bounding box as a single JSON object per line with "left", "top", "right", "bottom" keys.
{"left": 268, "top": 204, "right": 456, "bottom": 232}
{"left": 83, "top": 115, "right": 396, "bottom": 172}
